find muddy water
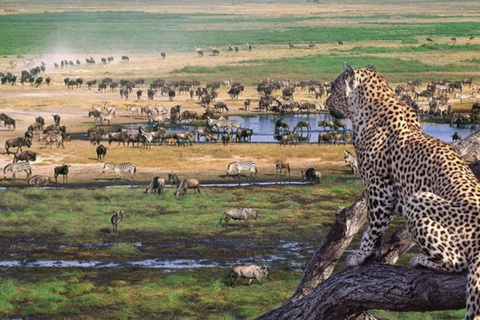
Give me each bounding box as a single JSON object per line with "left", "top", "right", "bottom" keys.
{"left": 1, "top": 240, "right": 313, "bottom": 271}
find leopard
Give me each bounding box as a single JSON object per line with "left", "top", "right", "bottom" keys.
{"left": 325, "top": 63, "right": 480, "bottom": 320}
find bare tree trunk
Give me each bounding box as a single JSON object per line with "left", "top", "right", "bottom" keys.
{"left": 257, "top": 130, "right": 478, "bottom": 319}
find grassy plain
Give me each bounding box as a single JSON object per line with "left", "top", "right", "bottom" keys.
{"left": 1, "top": 0, "right": 480, "bottom": 319}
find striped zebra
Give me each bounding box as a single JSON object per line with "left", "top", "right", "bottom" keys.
{"left": 227, "top": 161, "right": 257, "bottom": 179}
{"left": 4, "top": 161, "right": 32, "bottom": 180}
{"left": 99, "top": 111, "right": 114, "bottom": 125}
{"left": 139, "top": 127, "right": 154, "bottom": 148}
{"left": 206, "top": 117, "right": 240, "bottom": 132}
{"left": 102, "top": 162, "right": 136, "bottom": 181}
{"left": 343, "top": 150, "right": 358, "bottom": 174}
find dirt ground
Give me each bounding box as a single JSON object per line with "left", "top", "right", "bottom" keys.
{"left": 0, "top": 49, "right": 347, "bottom": 188}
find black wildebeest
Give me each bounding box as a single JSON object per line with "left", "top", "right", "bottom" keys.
{"left": 160, "top": 52, "right": 166, "bottom": 59}
{"left": 13, "top": 150, "right": 37, "bottom": 163}
{"left": 54, "top": 164, "right": 71, "bottom": 183}
{"left": 121, "top": 56, "right": 129, "bottom": 62}
{"left": 301, "top": 167, "right": 321, "bottom": 184}
{"left": 5, "top": 137, "right": 32, "bottom": 155}
{"left": 96, "top": 144, "right": 107, "bottom": 161}
{"left": 225, "top": 264, "right": 269, "bottom": 286}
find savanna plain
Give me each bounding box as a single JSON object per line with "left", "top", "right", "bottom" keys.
{"left": 1, "top": 0, "right": 480, "bottom": 319}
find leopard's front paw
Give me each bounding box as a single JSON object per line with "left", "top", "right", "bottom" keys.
{"left": 346, "top": 251, "right": 369, "bottom": 267}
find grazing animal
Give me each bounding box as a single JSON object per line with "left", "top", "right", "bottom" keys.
{"left": 452, "top": 132, "right": 462, "bottom": 142}
{"left": 280, "top": 131, "right": 299, "bottom": 147}
{"left": 222, "top": 133, "right": 231, "bottom": 146}
{"left": 13, "top": 150, "right": 36, "bottom": 163}
{"left": 167, "top": 172, "right": 181, "bottom": 188}
{"left": 343, "top": 150, "right": 358, "bottom": 174}
{"left": 96, "top": 144, "right": 107, "bottom": 161}
{"left": 326, "top": 63, "right": 480, "bottom": 319}
{"left": 54, "top": 164, "right": 71, "bottom": 183}
{"left": 226, "top": 161, "right": 257, "bottom": 179}
{"left": 3, "top": 161, "right": 32, "bottom": 180}
{"left": 0, "top": 113, "right": 16, "bottom": 130}
{"left": 52, "top": 114, "right": 61, "bottom": 126}
{"left": 28, "top": 175, "right": 51, "bottom": 188}
{"left": 146, "top": 176, "right": 165, "bottom": 195}
{"left": 295, "top": 121, "right": 311, "bottom": 132}
{"left": 108, "top": 130, "right": 128, "bottom": 146}
{"left": 301, "top": 167, "right": 321, "bottom": 184}
{"left": 220, "top": 208, "right": 259, "bottom": 227}
{"left": 175, "top": 179, "right": 201, "bottom": 197}
{"left": 5, "top": 137, "right": 32, "bottom": 155}
{"left": 275, "top": 160, "right": 291, "bottom": 176}
{"left": 225, "top": 264, "right": 268, "bottom": 286}
{"left": 102, "top": 163, "right": 136, "bottom": 181}
{"left": 111, "top": 210, "right": 125, "bottom": 234}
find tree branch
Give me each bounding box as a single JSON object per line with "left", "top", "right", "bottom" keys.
{"left": 258, "top": 263, "right": 466, "bottom": 320}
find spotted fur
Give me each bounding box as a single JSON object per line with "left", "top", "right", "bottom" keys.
{"left": 325, "top": 63, "right": 480, "bottom": 319}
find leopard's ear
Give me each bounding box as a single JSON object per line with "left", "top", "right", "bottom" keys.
{"left": 343, "top": 62, "right": 353, "bottom": 75}
{"left": 365, "top": 65, "right": 376, "bottom": 71}
{"left": 343, "top": 62, "right": 355, "bottom": 92}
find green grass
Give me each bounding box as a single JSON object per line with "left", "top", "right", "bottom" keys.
{"left": 2, "top": 11, "right": 480, "bottom": 55}
{"left": 171, "top": 53, "right": 480, "bottom": 82}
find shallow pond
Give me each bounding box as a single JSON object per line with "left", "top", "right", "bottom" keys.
{"left": 122, "top": 114, "right": 473, "bottom": 143}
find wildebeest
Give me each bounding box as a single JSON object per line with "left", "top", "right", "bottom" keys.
{"left": 295, "top": 121, "right": 310, "bottom": 131}
{"left": 220, "top": 208, "right": 259, "bottom": 227}
{"left": 0, "top": 113, "right": 16, "bottom": 130}
{"left": 96, "top": 144, "right": 107, "bottom": 161}
{"left": 146, "top": 176, "right": 165, "bottom": 195}
{"left": 5, "top": 137, "right": 32, "bottom": 155}
{"left": 28, "top": 175, "right": 51, "bottom": 188}
{"left": 275, "top": 160, "right": 290, "bottom": 176}
{"left": 13, "top": 150, "right": 37, "bottom": 163}
{"left": 108, "top": 129, "right": 128, "bottom": 146}
{"left": 214, "top": 102, "right": 229, "bottom": 113}
{"left": 54, "top": 164, "right": 71, "bottom": 183}
{"left": 111, "top": 210, "right": 125, "bottom": 234}
{"left": 175, "top": 179, "right": 201, "bottom": 197}
{"left": 301, "top": 167, "right": 321, "bottom": 184}
{"left": 225, "top": 264, "right": 269, "bottom": 286}
{"left": 235, "top": 128, "right": 253, "bottom": 142}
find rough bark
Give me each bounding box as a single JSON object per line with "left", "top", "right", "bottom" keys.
{"left": 257, "top": 130, "right": 479, "bottom": 319}
{"left": 258, "top": 263, "right": 466, "bottom": 320}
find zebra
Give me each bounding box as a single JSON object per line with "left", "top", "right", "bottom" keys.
{"left": 99, "top": 110, "right": 115, "bottom": 125}
{"left": 111, "top": 210, "right": 125, "bottom": 234}
{"left": 226, "top": 161, "right": 257, "bottom": 179}
{"left": 139, "top": 127, "right": 154, "bottom": 148}
{"left": 343, "top": 150, "right": 358, "bottom": 174}
{"left": 102, "top": 162, "right": 136, "bottom": 181}
{"left": 3, "top": 161, "right": 32, "bottom": 180}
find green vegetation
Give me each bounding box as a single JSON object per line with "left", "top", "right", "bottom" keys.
{"left": 1, "top": 11, "right": 480, "bottom": 55}
{"left": 0, "top": 269, "right": 300, "bottom": 319}
{"left": 171, "top": 54, "right": 480, "bottom": 82}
